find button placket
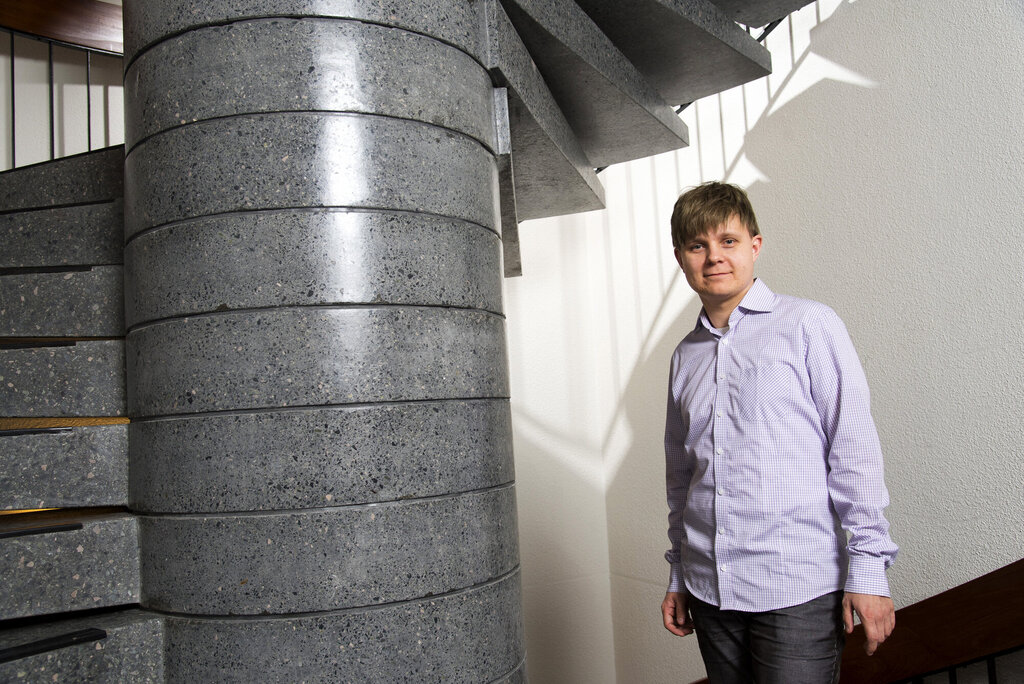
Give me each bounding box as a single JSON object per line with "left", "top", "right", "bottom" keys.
{"left": 711, "top": 332, "right": 732, "bottom": 603}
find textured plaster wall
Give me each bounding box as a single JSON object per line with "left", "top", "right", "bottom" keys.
{"left": 505, "top": 1, "right": 1024, "bottom": 682}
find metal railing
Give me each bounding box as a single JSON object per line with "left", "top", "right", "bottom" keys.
{"left": 1, "top": 27, "right": 123, "bottom": 171}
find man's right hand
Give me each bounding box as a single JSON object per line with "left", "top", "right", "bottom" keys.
{"left": 661, "top": 591, "right": 694, "bottom": 637}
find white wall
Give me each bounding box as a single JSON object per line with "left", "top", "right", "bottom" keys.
{"left": 505, "top": 1, "right": 1024, "bottom": 682}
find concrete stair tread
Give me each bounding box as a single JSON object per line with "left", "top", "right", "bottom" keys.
{"left": 0, "top": 266, "right": 125, "bottom": 338}
{"left": 498, "top": 0, "right": 689, "bottom": 168}
{"left": 707, "top": 0, "right": 815, "bottom": 27}
{"left": 482, "top": 1, "right": 606, "bottom": 223}
{"left": 0, "top": 609, "right": 163, "bottom": 682}
{"left": 0, "top": 146, "right": 123, "bottom": 213}
{"left": 0, "top": 200, "right": 123, "bottom": 270}
{"left": 573, "top": 0, "right": 772, "bottom": 105}
{"left": 0, "top": 512, "right": 140, "bottom": 621}
{"left": 0, "top": 340, "right": 126, "bottom": 418}
{"left": 1, "top": 423, "right": 128, "bottom": 511}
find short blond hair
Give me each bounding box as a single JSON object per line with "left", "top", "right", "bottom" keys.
{"left": 670, "top": 182, "right": 760, "bottom": 249}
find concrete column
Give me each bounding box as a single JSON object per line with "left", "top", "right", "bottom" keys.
{"left": 122, "top": 2, "right": 524, "bottom": 680}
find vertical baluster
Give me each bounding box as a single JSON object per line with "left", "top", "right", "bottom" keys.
{"left": 47, "top": 41, "right": 53, "bottom": 160}
{"left": 9, "top": 31, "right": 14, "bottom": 168}
{"left": 86, "top": 50, "right": 91, "bottom": 151}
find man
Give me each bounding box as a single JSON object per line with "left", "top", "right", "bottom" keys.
{"left": 661, "top": 182, "right": 898, "bottom": 683}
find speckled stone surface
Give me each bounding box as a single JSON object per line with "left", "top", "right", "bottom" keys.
{"left": 129, "top": 399, "right": 513, "bottom": 513}
{"left": 0, "top": 341, "right": 126, "bottom": 417}
{"left": 127, "top": 307, "right": 508, "bottom": 417}
{"left": 485, "top": 0, "right": 605, "bottom": 222}
{"left": 124, "top": 210, "right": 502, "bottom": 327}
{"left": 573, "top": 0, "right": 772, "bottom": 104}
{"left": 0, "top": 609, "right": 164, "bottom": 683}
{"left": 498, "top": 0, "right": 689, "bottom": 167}
{"left": 0, "top": 147, "right": 123, "bottom": 212}
{"left": 124, "top": 113, "right": 497, "bottom": 236}
{"left": 0, "top": 515, "right": 140, "bottom": 620}
{"left": 495, "top": 660, "right": 528, "bottom": 684}
{"left": 161, "top": 570, "right": 523, "bottom": 683}
{"left": 707, "top": 0, "right": 814, "bottom": 27}
{"left": 123, "top": 0, "right": 485, "bottom": 65}
{"left": 125, "top": 18, "right": 495, "bottom": 151}
{"left": 0, "top": 266, "right": 124, "bottom": 337}
{"left": 2, "top": 424, "right": 127, "bottom": 510}
{"left": 0, "top": 201, "right": 123, "bottom": 269}
{"left": 140, "top": 485, "right": 517, "bottom": 613}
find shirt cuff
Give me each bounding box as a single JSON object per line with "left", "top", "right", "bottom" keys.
{"left": 667, "top": 562, "right": 684, "bottom": 593}
{"left": 844, "top": 554, "right": 892, "bottom": 597}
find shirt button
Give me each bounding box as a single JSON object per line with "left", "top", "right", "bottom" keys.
{"left": 718, "top": 374, "right": 725, "bottom": 381}
{"left": 722, "top": 338, "right": 729, "bottom": 345}
{"left": 716, "top": 448, "right": 723, "bottom": 454}
{"left": 720, "top": 565, "right": 728, "bottom": 572}
{"left": 716, "top": 411, "right": 722, "bottom": 417}
{"left": 718, "top": 529, "right": 725, "bottom": 535}
{"left": 717, "top": 488, "right": 725, "bottom": 496}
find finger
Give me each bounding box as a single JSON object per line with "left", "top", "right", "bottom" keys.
{"left": 662, "top": 600, "right": 685, "bottom": 636}
{"left": 842, "top": 597, "right": 855, "bottom": 634}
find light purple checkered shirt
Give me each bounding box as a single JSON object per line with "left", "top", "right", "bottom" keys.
{"left": 665, "top": 279, "right": 897, "bottom": 612}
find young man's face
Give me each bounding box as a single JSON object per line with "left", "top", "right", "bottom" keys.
{"left": 674, "top": 214, "right": 762, "bottom": 311}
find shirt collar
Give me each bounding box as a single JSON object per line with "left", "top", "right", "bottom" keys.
{"left": 695, "top": 279, "right": 776, "bottom": 333}
{"left": 737, "top": 278, "right": 775, "bottom": 314}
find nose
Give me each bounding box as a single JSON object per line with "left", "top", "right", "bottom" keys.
{"left": 705, "top": 243, "right": 724, "bottom": 262}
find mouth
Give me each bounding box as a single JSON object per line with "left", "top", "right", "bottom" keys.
{"left": 704, "top": 272, "right": 731, "bottom": 278}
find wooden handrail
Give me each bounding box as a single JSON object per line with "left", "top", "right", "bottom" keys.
{"left": 0, "top": 0, "right": 122, "bottom": 55}
{"left": 841, "top": 558, "right": 1024, "bottom": 682}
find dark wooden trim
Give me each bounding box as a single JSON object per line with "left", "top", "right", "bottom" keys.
{"left": 0, "top": 0, "right": 122, "bottom": 55}
{"left": 841, "top": 558, "right": 1024, "bottom": 682}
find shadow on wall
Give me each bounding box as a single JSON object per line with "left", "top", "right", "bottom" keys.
{"left": 604, "top": 0, "right": 1024, "bottom": 677}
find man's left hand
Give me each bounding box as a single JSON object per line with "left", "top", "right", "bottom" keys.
{"left": 843, "top": 592, "right": 895, "bottom": 655}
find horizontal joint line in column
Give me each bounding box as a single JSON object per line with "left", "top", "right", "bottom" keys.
{"left": 124, "top": 205, "right": 499, "bottom": 248}
{"left": 144, "top": 565, "right": 521, "bottom": 622}
{"left": 136, "top": 481, "right": 515, "bottom": 521}
{"left": 125, "top": 109, "right": 496, "bottom": 160}
{"left": 124, "top": 14, "right": 482, "bottom": 76}
{"left": 125, "top": 301, "right": 506, "bottom": 336}
{"left": 130, "top": 395, "right": 510, "bottom": 423}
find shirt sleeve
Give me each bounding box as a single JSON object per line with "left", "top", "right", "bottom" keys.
{"left": 664, "top": 354, "right": 692, "bottom": 594}
{"left": 804, "top": 306, "right": 898, "bottom": 597}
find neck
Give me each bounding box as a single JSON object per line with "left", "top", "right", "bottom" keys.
{"left": 701, "top": 281, "right": 755, "bottom": 328}
{"left": 703, "top": 303, "right": 735, "bottom": 329}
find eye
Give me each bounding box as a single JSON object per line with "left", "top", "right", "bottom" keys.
{"left": 723, "top": 238, "right": 737, "bottom": 246}
{"left": 688, "top": 243, "right": 704, "bottom": 252}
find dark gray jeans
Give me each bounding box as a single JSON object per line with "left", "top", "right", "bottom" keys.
{"left": 689, "top": 591, "right": 845, "bottom": 684}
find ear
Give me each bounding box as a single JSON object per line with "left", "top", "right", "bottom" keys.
{"left": 750, "top": 234, "right": 762, "bottom": 261}
{"left": 673, "top": 247, "right": 686, "bottom": 270}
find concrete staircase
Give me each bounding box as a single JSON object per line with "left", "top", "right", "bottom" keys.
{"left": 1, "top": 0, "right": 812, "bottom": 680}
{"left": 0, "top": 147, "right": 162, "bottom": 681}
